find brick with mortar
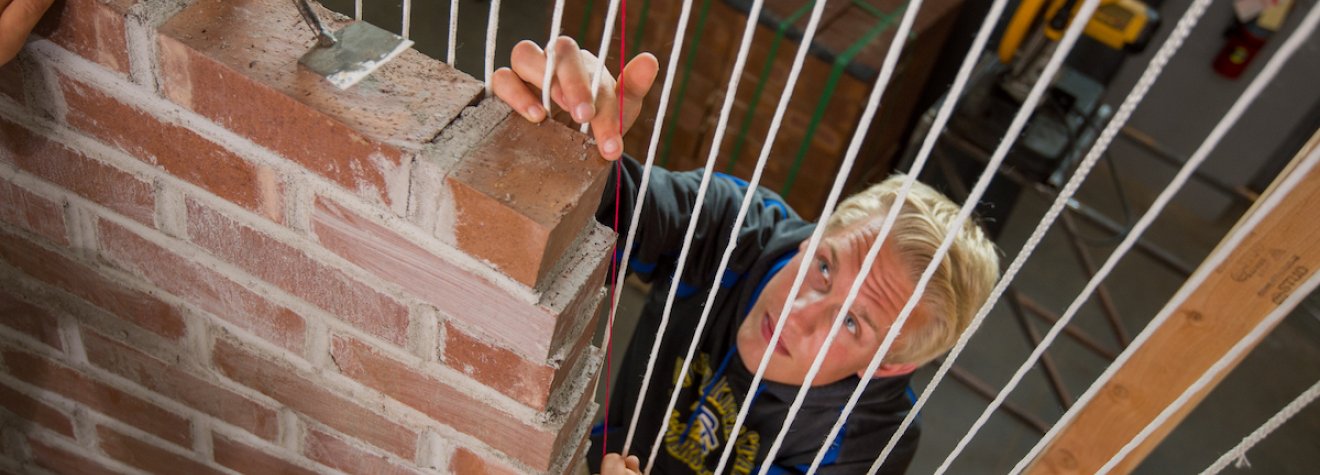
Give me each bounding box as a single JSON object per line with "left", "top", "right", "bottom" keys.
{"left": 313, "top": 198, "right": 612, "bottom": 363}
{"left": 212, "top": 431, "right": 318, "bottom": 475}
{"left": 0, "top": 382, "right": 74, "bottom": 437}
{"left": 97, "top": 220, "right": 305, "bottom": 352}
{"left": 329, "top": 334, "right": 584, "bottom": 471}
{"left": 0, "top": 287, "right": 64, "bottom": 350}
{"left": 0, "top": 178, "right": 67, "bottom": 246}
{"left": 82, "top": 329, "right": 280, "bottom": 440}
{"left": 441, "top": 292, "right": 599, "bottom": 413}
{"left": 211, "top": 335, "right": 418, "bottom": 459}
{"left": 27, "top": 437, "right": 121, "bottom": 475}
{"left": 304, "top": 427, "right": 422, "bottom": 475}
{"left": 0, "top": 229, "right": 186, "bottom": 340}
{"left": 156, "top": 0, "right": 483, "bottom": 208}
{"left": 0, "top": 117, "right": 155, "bottom": 226}
{"left": 1, "top": 347, "right": 192, "bottom": 447}
{"left": 58, "top": 74, "right": 282, "bottom": 221}
{"left": 34, "top": 0, "right": 136, "bottom": 75}
{"left": 448, "top": 114, "right": 611, "bottom": 289}
{"left": 449, "top": 447, "right": 520, "bottom": 475}
{"left": 186, "top": 198, "right": 409, "bottom": 346}
{"left": 96, "top": 425, "right": 224, "bottom": 475}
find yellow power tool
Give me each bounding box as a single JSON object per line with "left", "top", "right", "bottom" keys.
{"left": 998, "top": 0, "right": 1158, "bottom": 63}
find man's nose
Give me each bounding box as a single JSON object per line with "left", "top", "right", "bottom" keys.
{"left": 787, "top": 295, "right": 832, "bottom": 335}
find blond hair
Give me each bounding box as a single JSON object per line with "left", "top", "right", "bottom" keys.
{"left": 826, "top": 175, "right": 1000, "bottom": 367}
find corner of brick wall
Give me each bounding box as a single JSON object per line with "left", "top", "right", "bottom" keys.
{"left": 0, "top": 0, "right": 612, "bottom": 473}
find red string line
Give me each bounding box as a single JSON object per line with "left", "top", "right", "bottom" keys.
{"left": 603, "top": 0, "right": 627, "bottom": 460}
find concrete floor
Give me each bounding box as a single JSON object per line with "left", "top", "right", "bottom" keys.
{"left": 318, "top": 2, "right": 1319, "bottom": 473}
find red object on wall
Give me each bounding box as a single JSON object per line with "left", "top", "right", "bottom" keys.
{"left": 1214, "top": 22, "right": 1270, "bottom": 79}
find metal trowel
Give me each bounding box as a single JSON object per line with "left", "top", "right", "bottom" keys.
{"left": 292, "top": 0, "right": 414, "bottom": 90}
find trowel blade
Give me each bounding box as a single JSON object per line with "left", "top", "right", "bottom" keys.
{"left": 298, "top": 22, "right": 414, "bottom": 90}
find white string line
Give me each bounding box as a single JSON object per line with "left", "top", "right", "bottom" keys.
{"left": 639, "top": 0, "right": 834, "bottom": 471}
{"left": 874, "top": 0, "right": 1212, "bottom": 471}
{"left": 402, "top": 0, "right": 412, "bottom": 38}
{"left": 448, "top": 0, "right": 459, "bottom": 65}
{"left": 541, "top": 0, "right": 568, "bottom": 112}
{"left": 717, "top": 0, "right": 933, "bottom": 472}
{"left": 582, "top": 0, "right": 624, "bottom": 134}
{"left": 355, "top": 0, "right": 362, "bottom": 21}
{"left": 763, "top": 0, "right": 1008, "bottom": 469}
{"left": 1099, "top": 260, "right": 1320, "bottom": 474}
{"left": 623, "top": 0, "right": 772, "bottom": 462}
{"left": 592, "top": 0, "right": 695, "bottom": 403}
{"left": 1011, "top": 4, "right": 1320, "bottom": 471}
{"left": 484, "top": 0, "right": 502, "bottom": 95}
{"left": 791, "top": 0, "right": 1100, "bottom": 473}
{"left": 1202, "top": 379, "right": 1320, "bottom": 475}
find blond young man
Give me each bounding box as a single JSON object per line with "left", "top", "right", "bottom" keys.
{"left": 494, "top": 38, "right": 1000, "bottom": 474}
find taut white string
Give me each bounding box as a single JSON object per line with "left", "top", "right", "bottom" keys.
{"left": 716, "top": 0, "right": 935, "bottom": 472}
{"left": 402, "top": 0, "right": 412, "bottom": 38}
{"left": 541, "top": 0, "right": 568, "bottom": 112}
{"left": 592, "top": 0, "right": 694, "bottom": 404}
{"left": 874, "top": 0, "right": 1213, "bottom": 471}
{"left": 1099, "top": 263, "right": 1320, "bottom": 474}
{"left": 583, "top": 0, "right": 624, "bottom": 134}
{"left": 1202, "top": 379, "right": 1320, "bottom": 475}
{"left": 762, "top": 0, "right": 977, "bottom": 469}
{"left": 484, "top": 0, "right": 502, "bottom": 95}
{"left": 1011, "top": 4, "right": 1320, "bottom": 472}
{"left": 354, "top": 0, "right": 362, "bottom": 21}
{"left": 623, "top": 0, "right": 772, "bottom": 463}
{"left": 811, "top": 3, "right": 1101, "bottom": 475}
{"left": 448, "top": 0, "right": 459, "bottom": 65}
{"left": 637, "top": 0, "right": 834, "bottom": 471}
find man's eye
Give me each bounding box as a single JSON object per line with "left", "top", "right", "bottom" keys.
{"left": 845, "top": 314, "right": 859, "bottom": 335}
{"left": 817, "top": 258, "right": 830, "bottom": 282}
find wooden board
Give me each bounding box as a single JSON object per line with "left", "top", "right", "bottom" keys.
{"left": 1026, "top": 129, "right": 1320, "bottom": 474}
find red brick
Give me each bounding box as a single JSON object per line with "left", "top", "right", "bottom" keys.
{"left": 0, "top": 179, "right": 67, "bottom": 245}
{"left": 97, "top": 425, "right": 223, "bottom": 475}
{"left": 34, "top": 0, "right": 136, "bottom": 74}
{"left": 82, "top": 330, "right": 279, "bottom": 440}
{"left": 97, "top": 220, "right": 305, "bottom": 352}
{"left": 0, "top": 229, "right": 185, "bottom": 340}
{"left": 212, "top": 432, "right": 317, "bottom": 475}
{"left": 0, "top": 288, "right": 64, "bottom": 350}
{"left": 0, "top": 61, "right": 23, "bottom": 104}
{"left": 449, "top": 447, "right": 519, "bottom": 475}
{"left": 304, "top": 428, "right": 421, "bottom": 475}
{"left": 58, "top": 75, "right": 280, "bottom": 220}
{"left": 442, "top": 322, "right": 554, "bottom": 410}
{"left": 211, "top": 337, "right": 417, "bottom": 459}
{"left": 187, "top": 199, "right": 408, "bottom": 346}
{"left": 0, "top": 117, "right": 154, "bottom": 225}
{"left": 0, "top": 382, "right": 74, "bottom": 437}
{"left": 1, "top": 347, "right": 191, "bottom": 447}
{"left": 157, "top": 0, "right": 482, "bottom": 208}
{"left": 329, "top": 334, "right": 564, "bottom": 470}
{"left": 28, "top": 437, "right": 122, "bottom": 475}
{"left": 448, "top": 115, "right": 611, "bottom": 288}
{"left": 312, "top": 197, "right": 557, "bottom": 360}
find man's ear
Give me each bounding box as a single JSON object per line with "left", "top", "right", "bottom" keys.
{"left": 866, "top": 362, "right": 918, "bottom": 378}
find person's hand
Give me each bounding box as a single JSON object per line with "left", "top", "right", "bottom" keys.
{"left": 492, "top": 36, "right": 658, "bottom": 160}
{"left": 595, "top": 453, "right": 641, "bottom": 475}
{"left": 0, "top": 0, "right": 55, "bottom": 66}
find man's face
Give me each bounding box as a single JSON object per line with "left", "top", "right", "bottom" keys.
{"left": 736, "top": 223, "right": 926, "bottom": 386}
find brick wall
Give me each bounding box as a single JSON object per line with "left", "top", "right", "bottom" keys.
{"left": 0, "top": 0, "right": 611, "bottom": 474}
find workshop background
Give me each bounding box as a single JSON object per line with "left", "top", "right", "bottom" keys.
{"left": 331, "top": 0, "right": 1320, "bottom": 473}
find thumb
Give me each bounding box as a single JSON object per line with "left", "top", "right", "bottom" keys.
{"left": 619, "top": 53, "right": 658, "bottom": 136}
